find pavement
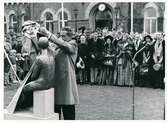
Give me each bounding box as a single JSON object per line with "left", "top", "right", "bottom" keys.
{"left": 4, "top": 84, "right": 165, "bottom": 120}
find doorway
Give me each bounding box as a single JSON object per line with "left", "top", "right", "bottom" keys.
{"left": 94, "top": 6, "right": 113, "bottom": 30}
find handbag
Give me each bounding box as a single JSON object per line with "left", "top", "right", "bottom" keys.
{"left": 153, "top": 63, "right": 162, "bottom": 71}
{"left": 76, "top": 57, "right": 85, "bottom": 69}
{"left": 139, "top": 64, "right": 149, "bottom": 75}
{"left": 103, "top": 55, "right": 115, "bottom": 67}
{"left": 103, "top": 59, "right": 113, "bottom": 66}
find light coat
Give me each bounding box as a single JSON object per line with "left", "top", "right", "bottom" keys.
{"left": 54, "top": 40, "right": 79, "bottom": 105}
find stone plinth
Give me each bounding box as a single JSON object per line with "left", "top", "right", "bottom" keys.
{"left": 33, "top": 88, "right": 55, "bottom": 118}
{"left": 4, "top": 88, "right": 59, "bottom": 120}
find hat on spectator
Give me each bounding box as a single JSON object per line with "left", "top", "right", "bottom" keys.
{"left": 143, "top": 35, "right": 153, "bottom": 41}
{"left": 21, "top": 20, "right": 37, "bottom": 31}
{"left": 104, "top": 35, "right": 113, "bottom": 42}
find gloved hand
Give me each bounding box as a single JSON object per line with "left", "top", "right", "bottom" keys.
{"left": 38, "top": 27, "right": 52, "bottom": 39}
{"left": 132, "top": 60, "right": 139, "bottom": 69}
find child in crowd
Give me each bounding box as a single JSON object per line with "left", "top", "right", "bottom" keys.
{"left": 4, "top": 43, "right": 11, "bottom": 86}
{"left": 16, "top": 53, "right": 25, "bottom": 80}
{"left": 9, "top": 49, "right": 18, "bottom": 83}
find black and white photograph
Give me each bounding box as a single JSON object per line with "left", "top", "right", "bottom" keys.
{"left": 2, "top": 0, "right": 166, "bottom": 120}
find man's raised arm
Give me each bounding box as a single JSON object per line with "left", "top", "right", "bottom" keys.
{"left": 39, "top": 27, "right": 77, "bottom": 54}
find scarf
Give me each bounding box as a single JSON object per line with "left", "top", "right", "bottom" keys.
{"left": 153, "top": 40, "right": 163, "bottom": 64}
{"left": 143, "top": 50, "right": 150, "bottom": 64}
{"left": 134, "top": 39, "right": 141, "bottom": 51}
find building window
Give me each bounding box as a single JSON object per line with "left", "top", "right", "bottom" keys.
{"left": 9, "top": 14, "right": 17, "bottom": 32}
{"left": 4, "top": 17, "right": 7, "bottom": 34}
{"left": 45, "top": 12, "right": 54, "bottom": 33}
{"left": 144, "top": 7, "right": 158, "bottom": 34}
{"left": 58, "top": 12, "right": 68, "bottom": 32}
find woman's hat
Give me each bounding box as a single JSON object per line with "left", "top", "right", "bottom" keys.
{"left": 104, "top": 35, "right": 113, "bottom": 42}
{"left": 143, "top": 35, "right": 153, "bottom": 41}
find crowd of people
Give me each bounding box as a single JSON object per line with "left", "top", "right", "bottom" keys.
{"left": 75, "top": 27, "right": 165, "bottom": 89}
{"left": 4, "top": 31, "right": 24, "bottom": 86}
{"left": 4, "top": 26, "right": 165, "bottom": 89}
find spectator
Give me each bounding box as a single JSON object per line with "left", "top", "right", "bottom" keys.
{"left": 113, "top": 34, "right": 133, "bottom": 86}
{"left": 9, "top": 49, "right": 17, "bottom": 83}
{"left": 4, "top": 36, "right": 12, "bottom": 86}
{"left": 76, "top": 35, "right": 89, "bottom": 84}
{"left": 101, "top": 35, "right": 116, "bottom": 85}
{"left": 11, "top": 34, "right": 17, "bottom": 49}
{"left": 135, "top": 35, "right": 154, "bottom": 87}
{"left": 88, "top": 32, "right": 99, "bottom": 85}
{"left": 152, "top": 32, "right": 165, "bottom": 89}
{"left": 14, "top": 34, "right": 23, "bottom": 53}
{"left": 16, "top": 53, "right": 24, "bottom": 80}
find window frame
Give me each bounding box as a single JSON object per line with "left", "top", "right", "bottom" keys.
{"left": 45, "top": 12, "right": 54, "bottom": 33}
{"left": 144, "top": 16, "right": 157, "bottom": 34}
{"left": 143, "top": 3, "right": 159, "bottom": 34}
{"left": 9, "top": 14, "right": 17, "bottom": 32}
{"left": 58, "top": 11, "right": 68, "bottom": 32}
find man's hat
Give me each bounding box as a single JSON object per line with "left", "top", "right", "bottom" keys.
{"left": 21, "top": 20, "right": 37, "bottom": 31}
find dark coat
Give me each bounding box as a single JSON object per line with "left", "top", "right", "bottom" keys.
{"left": 78, "top": 43, "right": 88, "bottom": 60}
{"left": 14, "top": 44, "right": 23, "bottom": 53}
{"left": 87, "top": 38, "right": 104, "bottom": 67}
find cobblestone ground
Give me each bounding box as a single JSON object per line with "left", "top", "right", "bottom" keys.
{"left": 4, "top": 84, "right": 164, "bottom": 120}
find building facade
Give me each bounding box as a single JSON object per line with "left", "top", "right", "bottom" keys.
{"left": 4, "top": 2, "right": 165, "bottom": 34}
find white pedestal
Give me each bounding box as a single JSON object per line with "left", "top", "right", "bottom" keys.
{"left": 33, "top": 88, "right": 55, "bottom": 118}
{"left": 4, "top": 88, "right": 59, "bottom": 120}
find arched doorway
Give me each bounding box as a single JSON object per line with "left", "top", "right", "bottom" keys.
{"left": 89, "top": 3, "right": 115, "bottom": 31}
{"left": 95, "top": 7, "right": 113, "bottom": 30}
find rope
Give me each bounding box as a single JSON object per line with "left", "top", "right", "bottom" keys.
{"left": 6, "top": 58, "right": 37, "bottom": 114}
{"left": 4, "top": 50, "right": 21, "bottom": 83}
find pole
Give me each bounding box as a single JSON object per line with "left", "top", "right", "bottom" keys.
{"left": 61, "top": 2, "right": 65, "bottom": 28}
{"left": 116, "top": 14, "right": 117, "bottom": 31}
{"left": 75, "top": 15, "right": 77, "bottom": 32}
{"left": 131, "top": 2, "right": 133, "bottom": 33}
{"left": 131, "top": 45, "right": 147, "bottom": 120}
{"left": 132, "top": 65, "right": 135, "bottom": 120}
{"left": 131, "top": 3, "right": 135, "bottom": 118}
